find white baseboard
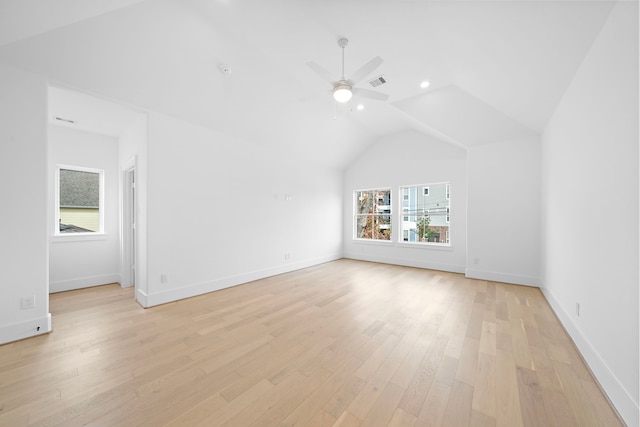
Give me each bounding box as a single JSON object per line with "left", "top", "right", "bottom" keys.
{"left": 344, "top": 253, "right": 465, "bottom": 274}
{"left": 0, "top": 313, "right": 51, "bottom": 344}
{"left": 464, "top": 268, "right": 539, "bottom": 287}
{"left": 541, "top": 287, "right": 638, "bottom": 427}
{"left": 138, "top": 253, "right": 342, "bottom": 308}
{"left": 135, "top": 288, "right": 149, "bottom": 307}
{"left": 50, "top": 274, "right": 121, "bottom": 293}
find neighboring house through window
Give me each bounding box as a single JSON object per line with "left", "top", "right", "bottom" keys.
{"left": 400, "top": 183, "right": 450, "bottom": 244}
{"left": 56, "top": 165, "right": 104, "bottom": 234}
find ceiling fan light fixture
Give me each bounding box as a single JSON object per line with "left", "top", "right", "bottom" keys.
{"left": 333, "top": 84, "right": 352, "bottom": 103}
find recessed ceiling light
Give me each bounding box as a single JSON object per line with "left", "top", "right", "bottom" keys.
{"left": 356, "top": 104, "right": 364, "bottom": 111}
{"left": 420, "top": 80, "right": 430, "bottom": 89}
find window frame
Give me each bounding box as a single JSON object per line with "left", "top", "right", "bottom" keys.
{"left": 398, "top": 182, "right": 451, "bottom": 246}
{"left": 353, "top": 188, "right": 393, "bottom": 242}
{"left": 54, "top": 164, "right": 105, "bottom": 236}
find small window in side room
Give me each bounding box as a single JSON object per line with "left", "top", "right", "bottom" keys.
{"left": 56, "top": 165, "right": 104, "bottom": 234}
{"left": 354, "top": 188, "right": 392, "bottom": 241}
{"left": 400, "top": 182, "right": 450, "bottom": 245}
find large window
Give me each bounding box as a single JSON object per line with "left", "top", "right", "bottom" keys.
{"left": 354, "top": 188, "right": 391, "bottom": 241}
{"left": 400, "top": 183, "right": 450, "bottom": 244}
{"left": 55, "top": 165, "right": 104, "bottom": 234}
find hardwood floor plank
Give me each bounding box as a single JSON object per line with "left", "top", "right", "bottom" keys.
{"left": 0, "top": 259, "right": 623, "bottom": 427}
{"left": 247, "top": 367, "right": 333, "bottom": 427}
{"left": 218, "top": 370, "right": 306, "bottom": 427}
{"left": 580, "top": 378, "right": 624, "bottom": 427}
{"left": 306, "top": 409, "right": 338, "bottom": 427}
{"left": 359, "top": 382, "right": 405, "bottom": 427}
{"left": 495, "top": 348, "right": 524, "bottom": 427}
{"left": 442, "top": 380, "right": 474, "bottom": 426}
{"left": 332, "top": 411, "right": 362, "bottom": 427}
{"left": 323, "top": 372, "right": 367, "bottom": 419}
{"left": 552, "top": 359, "right": 619, "bottom": 427}
{"left": 387, "top": 407, "right": 417, "bottom": 427}
{"left": 398, "top": 333, "right": 449, "bottom": 416}
{"left": 471, "top": 409, "right": 497, "bottom": 427}
{"left": 478, "top": 320, "right": 497, "bottom": 356}
{"left": 456, "top": 337, "right": 481, "bottom": 386}
{"left": 195, "top": 378, "right": 274, "bottom": 426}
{"left": 137, "top": 369, "right": 241, "bottom": 427}
{"left": 282, "top": 354, "right": 365, "bottom": 426}
{"left": 516, "top": 366, "right": 550, "bottom": 427}
{"left": 472, "top": 352, "right": 496, "bottom": 419}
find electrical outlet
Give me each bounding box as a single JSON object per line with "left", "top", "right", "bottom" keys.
{"left": 21, "top": 296, "right": 35, "bottom": 309}
{"left": 284, "top": 252, "right": 291, "bottom": 260}
{"left": 160, "top": 274, "right": 168, "bottom": 284}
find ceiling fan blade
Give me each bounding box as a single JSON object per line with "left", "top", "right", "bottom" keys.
{"left": 352, "top": 87, "right": 389, "bottom": 101}
{"left": 349, "top": 56, "right": 383, "bottom": 84}
{"left": 306, "top": 61, "right": 335, "bottom": 84}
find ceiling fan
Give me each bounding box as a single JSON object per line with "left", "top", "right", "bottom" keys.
{"left": 306, "top": 38, "right": 389, "bottom": 103}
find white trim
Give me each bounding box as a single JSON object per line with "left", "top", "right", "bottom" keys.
{"left": 120, "top": 157, "right": 136, "bottom": 289}
{"left": 0, "top": 314, "right": 51, "bottom": 344}
{"left": 54, "top": 164, "right": 105, "bottom": 235}
{"left": 135, "top": 288, "right": 149, "bottom": 307}
{"left": 49, "top": 274, "right": 121, "bottom": 293}
{"left": 353, "top": 188, "right": 392, "bottom": 241}
{"left": 137, "top": 254, "right": 342, "bottom": 308}
{"left": 398, "top": 182, "right": 451, "bottom": 245}
{"left": 396, "top": 242, "right": 453, "bottom": 251}
{"left": 464, "top": 268, "right": 539, "bottom": 287}
{"left": 541, "top": 287, "right": 638, "bottom": 427}
{"left": 351, "top": 238, "right": 393, "bottom": 245}
{"left": 50, "top": 233, "right": 107, "bottom": 243}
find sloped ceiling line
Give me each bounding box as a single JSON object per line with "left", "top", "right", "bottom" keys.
{"left": 0, "top": 0, "right": 617, "bottom": 168}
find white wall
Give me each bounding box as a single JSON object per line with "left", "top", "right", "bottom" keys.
{"left": 0, "top": 64, "right": 50, "bottom": 343}
{"left": 48, "top": 125, "right": 121, "bottom": 292}
{"left": 138, "top": 111, "right": 343, "bottom": 306}
{"left": 467, "top": 136, "right": 541, "bottom": 286}
{"left": 541, "top": 2, "right": 639, "bottom": 425}
{"left": 343, "top": 130, "right": 467, "bottom": 273}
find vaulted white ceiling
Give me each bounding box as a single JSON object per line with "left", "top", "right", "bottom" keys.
{"left": 0, "top": 0, "right": 616, "bottom": 168}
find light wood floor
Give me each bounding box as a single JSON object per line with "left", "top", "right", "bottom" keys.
{"left": 0, "top": 259, "right": 623, "bottom": 426}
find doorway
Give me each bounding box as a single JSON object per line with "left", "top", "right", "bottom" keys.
{"left": 122, "top": 160, "right": 136, "bottom": 294}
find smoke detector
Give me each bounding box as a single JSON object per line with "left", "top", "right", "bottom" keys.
{"left": 219, "top": 64, "right": 232, "bottom": 75}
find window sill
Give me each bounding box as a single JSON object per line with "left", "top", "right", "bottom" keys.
{"left": 51, "top": 233, "right": 108, "bottom": 243}
{"left": 397, "top": 242, "right": 454, "bottom": 251}
{"left": 352, "top": 238, "right": 394, "bottom": 245}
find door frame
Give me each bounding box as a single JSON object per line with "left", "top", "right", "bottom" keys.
{"left": 121, "top": 157, "right": 136, "bottom": 294}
